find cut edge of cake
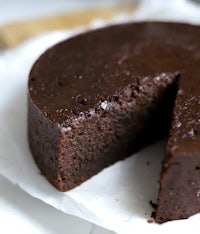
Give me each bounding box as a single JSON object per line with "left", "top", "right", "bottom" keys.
{"left": 28, "top": 72, "right": 178, "bottom": 191}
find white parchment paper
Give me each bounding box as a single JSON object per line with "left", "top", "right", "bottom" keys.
{"left": 1, "top": 1, "right": 200, "bottom": 233}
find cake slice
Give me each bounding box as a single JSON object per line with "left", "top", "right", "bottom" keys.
{"left": 28, "top": 71, "right": 177, "bottom": 191}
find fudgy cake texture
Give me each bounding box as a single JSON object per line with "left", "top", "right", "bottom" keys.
{"left": 28, "top": 22, "right": 200, "bottom": 223}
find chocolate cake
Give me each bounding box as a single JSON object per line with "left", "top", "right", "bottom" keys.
{"left": 28, "top": 22, "right": 200, "bottom": 223}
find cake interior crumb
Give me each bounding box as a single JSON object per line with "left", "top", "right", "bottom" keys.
{"left": 147, "top": 219, "right": 154, "bottom": 223}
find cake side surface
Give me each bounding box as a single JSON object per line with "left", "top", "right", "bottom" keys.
{"left": 28, "top": 97, "right": 61, "bottom": 189}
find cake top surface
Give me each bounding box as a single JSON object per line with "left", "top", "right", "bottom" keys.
{"left": 29, "top": 22, "right": 200, "bottom": 154}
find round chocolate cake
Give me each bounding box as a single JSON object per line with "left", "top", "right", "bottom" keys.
{"left": 28, "top": 22, "right": 200, "bottom": 223}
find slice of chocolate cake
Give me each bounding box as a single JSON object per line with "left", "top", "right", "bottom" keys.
{"left": 29, "top": 41, "right": 178, "bottom": 191}
{"left": 28, "top": 22, "right": 200, "bottom": 223}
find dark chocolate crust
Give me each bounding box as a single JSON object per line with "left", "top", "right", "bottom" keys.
{"left": 28, "top": 22, "right": 200, "bottom": 223}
